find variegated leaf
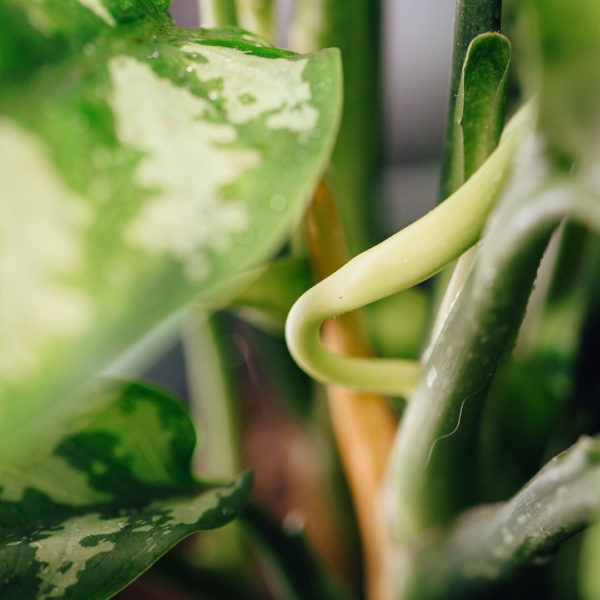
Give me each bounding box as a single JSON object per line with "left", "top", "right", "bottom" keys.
{"left": 0, "top": 7, "right": 341, "bottom": 464}
{"left": 0, "top": 381, "right": 252, "bottom": 600}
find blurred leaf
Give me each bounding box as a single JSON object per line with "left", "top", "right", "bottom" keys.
{"left": 364, "top": 288, "right": 428, "bottom": 361}
{"left": 236, "top": 0, "right": 273, "bottom": 41}
{"left": 230, "top": 257, "right": 313, "bottom": 334}
{"left": 0, "top": 0, "right": 171, "bottom": 78}
{"left": 0, "top": 14, "right": 341, "bottom": 465}
{"left": 199, "top": 0, "right": 238, "bottom": 27}
{"left": 0, "top": 381, "right": 252, "bottom": 600}
{"left": 241, "top": 503, "right": 349, "bottom": 600}
{"left": 518, "top": 0, "right": 600, "bottom": 163}
{"left": 581, "top": 518, "right": 600, "bottom": 600}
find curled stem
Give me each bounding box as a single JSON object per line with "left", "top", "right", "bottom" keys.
{"left": 285, "top": 104, "right": 531, "bottom": 397}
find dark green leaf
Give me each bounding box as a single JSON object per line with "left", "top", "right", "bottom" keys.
{"left": 517, "top": 0, "right": 600, "bottom": 164}
{"left": 0, "top": 381, "right": 252, "bottom": 600}
{"left": 440, "top": 0, "right": 503, "bottom": 200}
{"left": 446, "top": 32, "right": 511, "bottom": 193}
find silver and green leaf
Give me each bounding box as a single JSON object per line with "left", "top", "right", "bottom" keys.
{"left": 0, "top": 381, "right": 252, "bottom": 600}
{"left": 0, "top": 3, "right": 341, "bottom": 464}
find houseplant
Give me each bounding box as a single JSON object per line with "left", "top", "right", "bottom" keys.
{"left": 1, "top": 0, "right": 600, "bottom": 598}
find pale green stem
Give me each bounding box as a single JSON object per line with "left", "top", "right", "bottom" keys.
{"left": 285, "top": 104, "right": 531, "bottom": 397}
{"left": 236, "top": 0, "right": 273, "bottom": 41}
{"left": 198, "top": 0, "right": 238, "bottom": 27}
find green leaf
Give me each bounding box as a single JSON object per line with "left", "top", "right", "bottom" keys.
{"left": 0, "top": 0, "right": 171, "bottom": 78}
{"left": 0, "top": 16, "right": 341, "bottom": 465}
{"left": 229, "top": 256, "right": 314, "bottom": 333}
{"left": 0, "top": 381, "right": 252, "bottom": 600}
{"left": 446, "top": 32, "right": 511, "bottom": 194}
{"left": 440, "top": 0, "right": 502, "bottom": 200}
{"left": 517, "top": 0, "right": 600, "bottom": 164}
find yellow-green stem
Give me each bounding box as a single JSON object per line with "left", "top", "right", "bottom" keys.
{"left": 285, "top": 104, "right": 531, "bottom": 397}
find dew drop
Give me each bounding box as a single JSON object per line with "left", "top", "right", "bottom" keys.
{"left": 427, "top": 366, "right": 438, "bottom": 388}
{"left": 186, "top": 65, "right": 193, "bottom": 73}
{"left": 269, "top": 194, "right": 287, "bottom": 212}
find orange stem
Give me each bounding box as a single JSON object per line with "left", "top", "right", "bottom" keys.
{"left": 306, "top": 180, "right": 396, "bottom": 600}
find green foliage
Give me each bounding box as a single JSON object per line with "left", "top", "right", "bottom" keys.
{"left": 4, "top": 0, "right": 600, "bottom": 598}
{"left": 0, "top": 381, "right": 251, "bottom": 599}
{"left": 0, "top": 5, "right": 341, "bottom": 466}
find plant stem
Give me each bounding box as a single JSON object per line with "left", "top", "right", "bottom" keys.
{"left": 397, "top": 436, "right": 600, "bottom": 600}
{"left": 286, "top": 104, "right": 530, "bottom": 397}
{"left": 385, "top": 131, "right": 600, "bottom": 541}
{"left": 426, "top": 32, "right": 511, "bottom": 358}
{"left": 306, "top": 180, "right": 397, "bottom": 600}
{"left": 198, "top": 0, "right": 238, "bottom": 27}
{"left": 289, "top": 0, "right": 381, "bottom": 254}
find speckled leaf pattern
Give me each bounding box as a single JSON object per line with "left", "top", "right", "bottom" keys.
{"left": 0, "top": 381, "right": 252, "bottom": 600}
{"left": 0, "top": 6, "right": 341, "bottom": 464}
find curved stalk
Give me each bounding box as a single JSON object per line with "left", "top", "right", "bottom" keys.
{"left": 285, "top": 104, "right": 531, "bottom": 397}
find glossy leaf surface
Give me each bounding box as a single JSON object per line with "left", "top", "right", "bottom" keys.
{"left": 0, "top": 8, "right": 341, "bottom": 465}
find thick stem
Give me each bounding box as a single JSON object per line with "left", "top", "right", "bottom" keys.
{"left": 427, "top": 32, "right": 511, "bottom": 357}
{"left": 385, "top": 132, "right": 600, "bottom": 541}
{"left": 397, "top": 436, "right": 600, "bottom": 600}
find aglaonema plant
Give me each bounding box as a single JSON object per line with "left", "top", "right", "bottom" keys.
{"left": 3, "top": 0, "right": 600, "bottom": 599}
